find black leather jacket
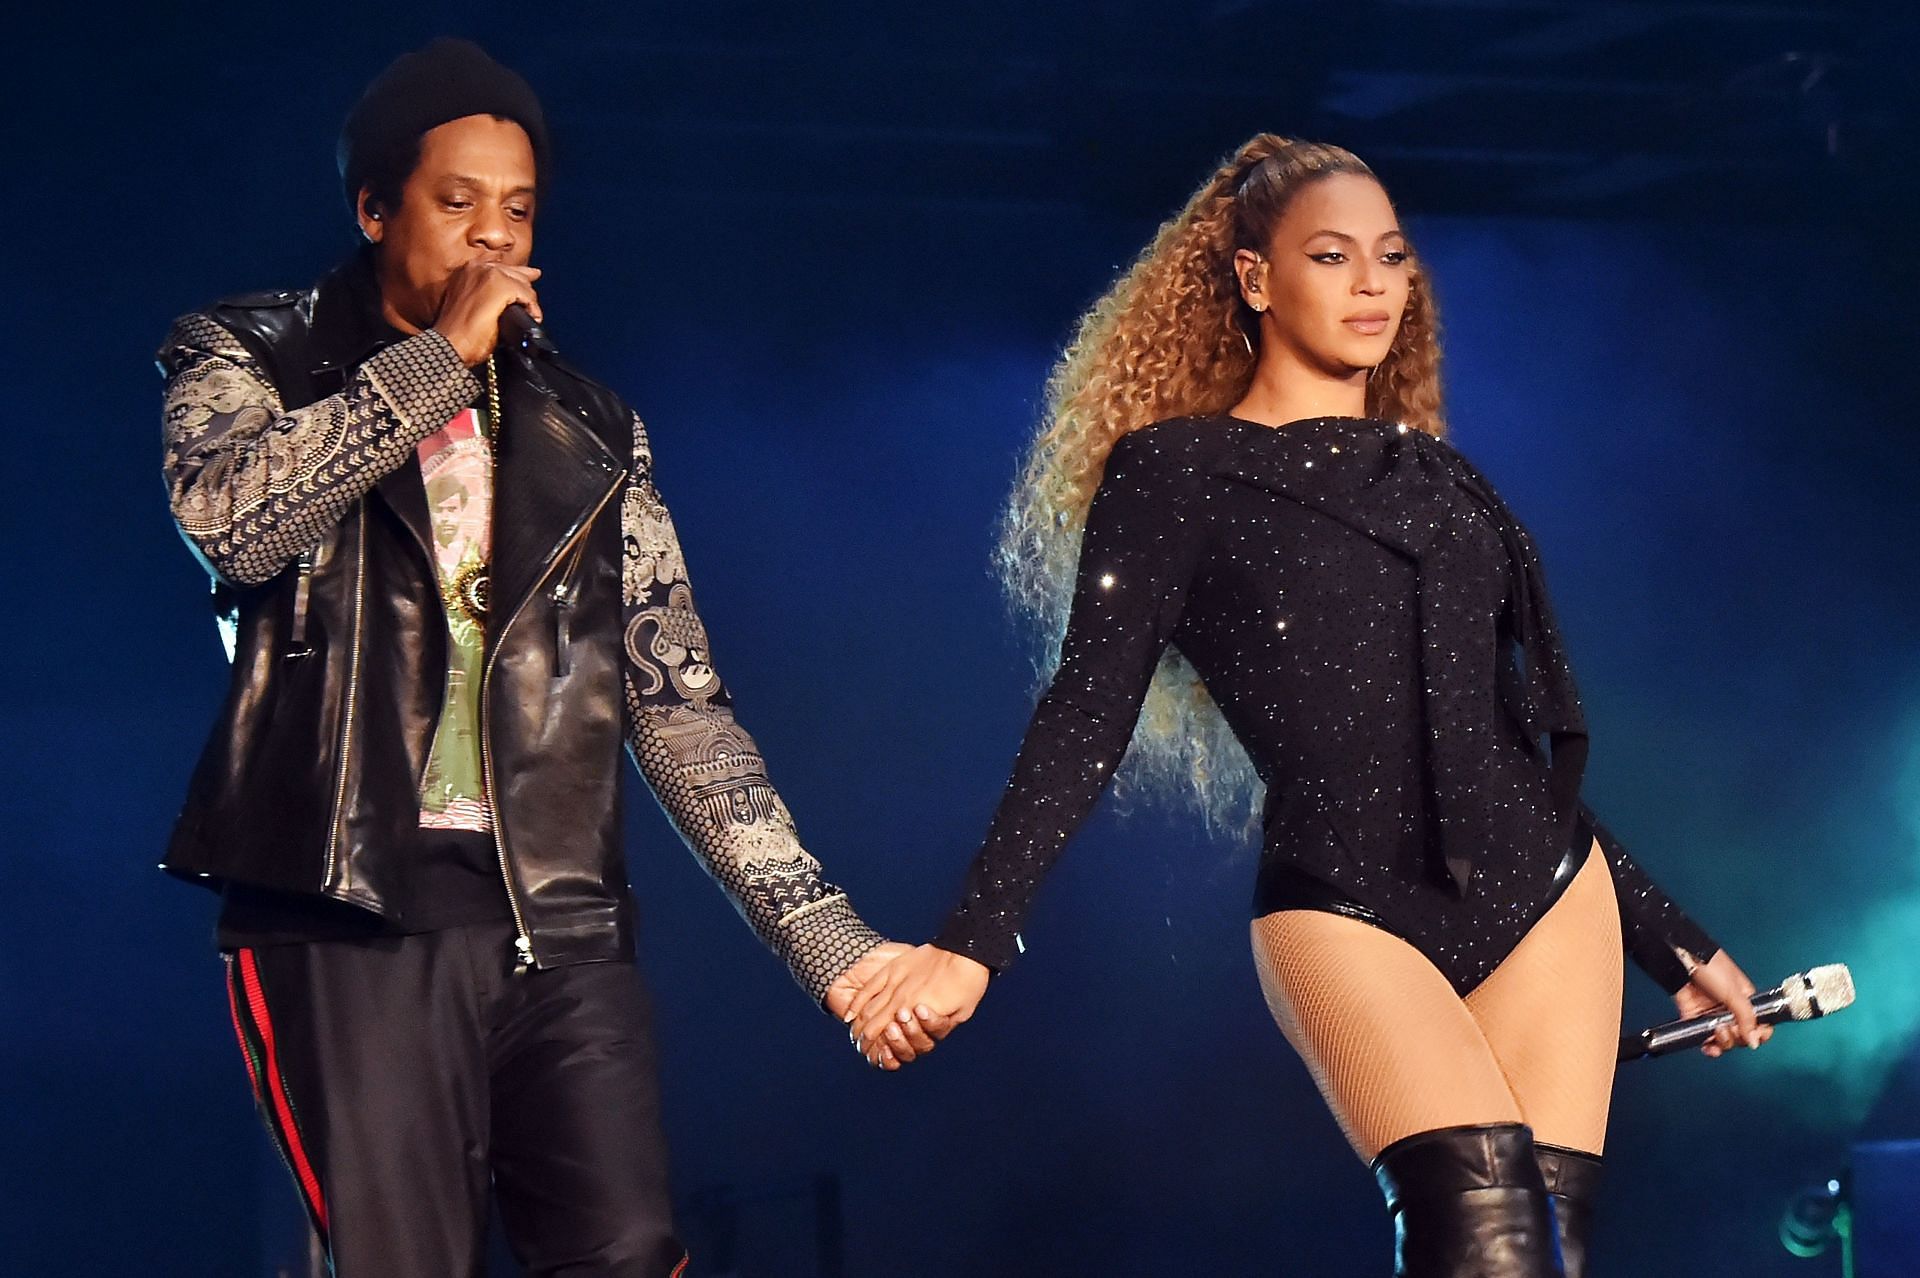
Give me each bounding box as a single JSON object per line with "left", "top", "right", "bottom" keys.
{"left": 158, "top": 250, "right": 881, "bottom": 1000}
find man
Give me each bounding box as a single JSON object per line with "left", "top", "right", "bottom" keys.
{"left": 158, "top": 38, "right": 939, "bottom": 1277}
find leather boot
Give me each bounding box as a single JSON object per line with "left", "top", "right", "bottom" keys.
{"left": 1533, "top": 1143, "right": 1603, "bottom": 1278}
{"left": 1370, "top": 1122, "right": 1565, "bottom": 1277}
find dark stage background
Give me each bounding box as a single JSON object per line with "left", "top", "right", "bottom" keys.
{"left": 7, "top": 4, "right": 1919, "bottom": 1276}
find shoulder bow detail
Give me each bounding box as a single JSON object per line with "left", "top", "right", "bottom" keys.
{"left": 1212, "top": 419, "right": 1589, "bottom": 895}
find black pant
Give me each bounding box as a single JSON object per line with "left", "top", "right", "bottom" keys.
{"left": 223, "top": 919, "right": 688, "bottom": 1277}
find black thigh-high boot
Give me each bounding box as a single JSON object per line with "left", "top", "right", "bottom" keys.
{"left": 1370, "top": 1123, "right": 1565, "bottom": 1277}
{"left": 1533, "top": 1143, "right": 1602, "bottom": 1278}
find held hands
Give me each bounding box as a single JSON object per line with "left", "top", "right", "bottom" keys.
{"left": 432, "top": 260, "right": 543, "bottom": 367}
{"left": 1673, "top": 949, "right": 1774, "bottom": 1058}
{"left": 844, "top": 943, "right": 991, "bottom": 1070}
{"left": 824, "top": 942, "right": 953, "bottom": 1071}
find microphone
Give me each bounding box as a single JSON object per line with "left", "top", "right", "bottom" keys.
{"left": 1618, "top": 963, "right": 1855, "bottom": 1062}
{"left": 499, "top": 302, "right": 556, "bottom": 357}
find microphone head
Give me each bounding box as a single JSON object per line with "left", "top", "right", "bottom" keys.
{"left": 1783, "top": 964, "right": 1856, "bottom": 1020}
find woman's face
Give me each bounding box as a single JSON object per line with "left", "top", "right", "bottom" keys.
{"left": 1239, "top": 172, "right": 1411, "bottom": 377}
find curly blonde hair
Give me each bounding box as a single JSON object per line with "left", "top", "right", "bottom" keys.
{"left": 998, "top": 134, "right": 1447, "bottom": 836}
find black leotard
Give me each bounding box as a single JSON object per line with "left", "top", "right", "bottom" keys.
{"left": 935, "top": 416, "right": 1719, "bottom": 995}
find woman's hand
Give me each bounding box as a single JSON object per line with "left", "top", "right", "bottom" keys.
{"left": 825, "top": 942, "right": 952, "bottom": 1069}
{"left": 1672, "top": 949, "right": 1773, "bottom": 1058}
{"left": 845, "top": 944, "right": 992, "bottom": 1069}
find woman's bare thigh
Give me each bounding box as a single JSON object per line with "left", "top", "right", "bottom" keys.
{"left": 1463, "top": 843, "right": 1623, "bottom": 1155}
{"left": 1250, "top": 844, "right": 1624, "bottom": 1162}
{"left": 1251, "top": 908, "right": 1522, "bottom": 1163}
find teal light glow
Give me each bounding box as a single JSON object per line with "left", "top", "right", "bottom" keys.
{"left": 1756, "top": 702, "right": 1920, "bottom": 1125}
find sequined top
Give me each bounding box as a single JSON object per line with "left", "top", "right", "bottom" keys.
{"left": 935, "top": 415, "right": 1719, "bottom": 994}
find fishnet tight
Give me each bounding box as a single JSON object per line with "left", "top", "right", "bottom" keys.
{"left": 1252, "top": 845, "right": 1623, "bottom": 1163}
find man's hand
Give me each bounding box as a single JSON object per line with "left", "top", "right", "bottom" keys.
{"left": 432, "top": 261, "right": 543, "bottom": 366}
{"left": 825, "top": 942, "right": 953, "bottom": 1071}
{"left": 847, "top": 943, "right": 990, "bottom": 1069}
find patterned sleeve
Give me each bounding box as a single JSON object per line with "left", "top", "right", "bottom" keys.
{"left": 617, "top": 410, "right": 885, "bottom": 1006}
{"left": 159, "top": 311, "right": 481, "bottom": 586}
{"left": 1582, "top": 802, "right": 1722, "bottom": 994}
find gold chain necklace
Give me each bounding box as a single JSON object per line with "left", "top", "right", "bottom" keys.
{"left": 442, "top": 353, "right": 502, "bottom": 625}
{"left": 484, "top": 353, "right": 501, "bottom": 435}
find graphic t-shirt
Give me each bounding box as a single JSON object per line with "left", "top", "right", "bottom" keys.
{"left": 417, "top": 406, "right": 493, "bottom": 832}
{"left": 216, "top": 400, "right": 511, "bottom": 945}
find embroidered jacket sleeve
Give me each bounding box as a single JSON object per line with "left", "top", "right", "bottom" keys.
{"left": 1580, "top": 802, "right": 1722, "bottom": 993}
{"left": 158, "top": 311, "right": 480, "bottom": 586}
{"left": 618, "top": 411, "right": 884, "bottom": 1005}
{"left": 934, "top": 427, "right": 1210, "bottom": 972}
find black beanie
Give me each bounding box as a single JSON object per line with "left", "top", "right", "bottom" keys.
{"left": 337, "top": 37, "right": 551, "bottom": 214}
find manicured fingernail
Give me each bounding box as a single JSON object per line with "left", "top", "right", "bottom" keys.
{"left": 898, "top": 1008, "right": 913, "bottom": 1023}
{"left": 915, "top": 1005, "right": 934, "bottom": 1019}
{"left": 842, "top": 1010, "right": 855, "bottom": 1023}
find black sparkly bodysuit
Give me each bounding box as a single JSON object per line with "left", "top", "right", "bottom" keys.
{"left": 934, "top": 416, "right": 1719, "bottom": 996}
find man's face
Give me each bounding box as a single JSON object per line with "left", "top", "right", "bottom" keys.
{"left": 434, "top": 487, "right": 468, "bottom": 548}
{"left": 360, "top": 113, "right": 537, "bottom": 332}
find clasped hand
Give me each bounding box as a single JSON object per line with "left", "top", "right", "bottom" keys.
{"left": 822, "top": 942, "right": 991, "bottom": 1070}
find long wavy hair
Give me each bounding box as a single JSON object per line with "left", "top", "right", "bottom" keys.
{"left": 998, "top": 135, "right": 1447, "bottom": 836}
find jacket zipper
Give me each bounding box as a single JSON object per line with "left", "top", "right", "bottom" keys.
{"left": 322, "top": 508, "right": 368, "bottom": 889}
{"left": 550, "top": 539, "right": 588, "bottom": 678}
{"left": 287, "top": 548, "right": 316, "bottom": 659}
{"left": 481, "top": 467, "right": 626, "bottom": 969}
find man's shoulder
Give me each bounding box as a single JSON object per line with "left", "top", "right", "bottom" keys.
{"left": 542, "top": 350, "right": 625, "bottom": 409}
{"left": 160, "top": 285, "right": 314, "bottom": 372}
{"left": 203, "top": 284, "right": 315, "bottom": 349}
{"left": 539, "top": 352, "right": 640, "bottom": 444}
{"left": 212, "top": 288, "right": 305, "bottom": 311}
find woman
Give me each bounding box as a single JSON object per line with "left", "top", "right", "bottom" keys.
{"left": 849, "top": 136, "right": 1769, "bottom": 1275}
